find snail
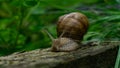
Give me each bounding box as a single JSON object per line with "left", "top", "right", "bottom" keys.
{"left": 45, "top": 12, "right": 89, "bottom": 52}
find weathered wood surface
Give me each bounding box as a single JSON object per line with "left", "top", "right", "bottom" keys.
{"left": 0, "top": 42, "right": 119, "bottom": 68}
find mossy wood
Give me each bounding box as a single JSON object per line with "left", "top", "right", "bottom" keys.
{"left": 0, "top": 42, "right": 118, "bottom": 68}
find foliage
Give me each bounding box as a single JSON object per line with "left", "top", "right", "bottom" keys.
{"left": 115, "top": 46, "right": 120, "bottom": 68}
{"left": 0, "top": 0, "right": 120, "bottom": 56}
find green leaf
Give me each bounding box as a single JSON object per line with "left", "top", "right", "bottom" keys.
{"left": 116, "top": 0, "right": 120, "bottom": 3}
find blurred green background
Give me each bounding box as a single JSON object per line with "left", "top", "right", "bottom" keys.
{"left": 0, "top": 0, "right": 120, "bottom": 56}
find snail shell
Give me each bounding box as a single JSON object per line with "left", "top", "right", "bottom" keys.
{"left": 57, "top": 12, "right": 89, "bottom": 41}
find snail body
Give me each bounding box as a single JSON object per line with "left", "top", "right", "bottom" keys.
{"left": 46, "top": 12, "right": 89, "bottom": 52}
{"left": 51, "top": 37, "right": 80, "bottom": 52}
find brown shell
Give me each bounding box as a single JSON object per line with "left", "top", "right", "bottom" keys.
{"left": 57, "top": 12, "right": 89, "bottom": 40}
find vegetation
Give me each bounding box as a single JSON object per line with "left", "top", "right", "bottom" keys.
{"left": 0, "top": 0, "right": 120, "bottom": 58}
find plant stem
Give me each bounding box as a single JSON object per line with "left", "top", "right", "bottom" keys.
{"left": 114, "top": 46, "right": 120, "bottom": 68}
{"left": 14, "top": 1, "right": 23, "bottom": 48}
{"left": 14, "top": 1, "right": 40, "bottom": 48}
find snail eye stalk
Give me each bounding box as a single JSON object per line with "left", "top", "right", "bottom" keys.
{"left": 43, "top": 29, "right": 54, "bottom": 41}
